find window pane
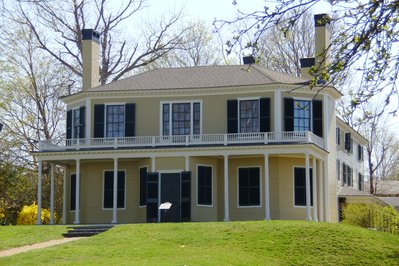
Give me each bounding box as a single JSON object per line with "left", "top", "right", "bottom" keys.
{"left": 294, "top": 100, "right": 311, "bottom": 132}
{"left": 198, "top": 166, "right": 212, "bottom": 205}
{"left": 239, "top": 100, "right": 259, "bottom": 133}
{"left": 106, "top": 105, "right": 125, "bottom": 137}
{"left": 172, "top": 103, "right": 191, "bottom": 135}
{"left": 238, "top": 167, "right": 260, "bottom": 206}
{"left": 103, "top": 171, "right": 125, "bottom": 209}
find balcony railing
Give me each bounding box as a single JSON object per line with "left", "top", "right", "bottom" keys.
{"left": 39, "top": 131, "right": 325, "bottom": 152}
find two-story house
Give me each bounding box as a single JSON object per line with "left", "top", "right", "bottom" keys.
{"left": 35, "top": 14, "right": 367, "bottom": 225}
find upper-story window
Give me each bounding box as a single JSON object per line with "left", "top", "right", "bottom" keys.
{"left": 284, "top": 98, "right": 322, "bottom": 137}
{"left": 66, "top": 106, "right": 85, "bottom": 139}
{"left": 344, "top": 133, "right": 353, "bottom": 153}
{"left": 293, "top": 100, "right": 311, "bottom": 132}
{"left": 336, "top": 127, "right": 341, "bottom": 145}
{"left": 357, "top": 144, "right": 364, "bottom": 161}
{"left": 106, "top": 105, "right": 125, "bottom": 137}
{"left": 227, "top": 98, "right": 270, "bottom": 134}
{"left": 239, "top": 100, "right": 259, "bottom": 133}
{"left": 162, "top": 101, "right": 201, "bottom": 135}
{"left": 93, "top": 103, "right": 135, "bottom": 138}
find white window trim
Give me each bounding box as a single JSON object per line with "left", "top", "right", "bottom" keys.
{"left": 102, "top": 169, "right": 127, "bottom": 210}
{"left": 104, "top": 103, "right": 126, "bottom": 138}
{"left": 292, "top": 165, "right": 314, "bottom": 208}
{"left": 159, "top": 100, "right": 203, "bottom": 136}
{"left": 139, "top": 165, "right": 148, "bottom": 208}
{"left": 196, "top": 164, "right": 213, "bottom": 207}
{"left": 237, "top": 97, "right": 261, "bottom": 134}
{"left": 69, "top": 172, "right": 76, "bottom": 213}
{"left": 237, "top": 166, "right": 262, "bottom": 208}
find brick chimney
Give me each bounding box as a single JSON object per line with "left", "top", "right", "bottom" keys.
{"left": 82, "top": 29, "right": 100, "bottom": 90}
{"left": 300, "top": 14, "right": 331, "bottom": 79}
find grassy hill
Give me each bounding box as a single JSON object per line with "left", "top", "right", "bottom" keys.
{"left": 1, "top": 221, "right": 398, "bottom": 265}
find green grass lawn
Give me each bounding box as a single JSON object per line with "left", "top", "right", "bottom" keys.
{"left": 0, "top": 225, "right": 68, "bottom": 251}
{"left": 1, "top": 221, "right": 398, "bottom": 265}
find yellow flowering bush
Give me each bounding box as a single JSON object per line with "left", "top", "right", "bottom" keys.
{"left": 16, "top": 203, "right": 53, "bottom": 225}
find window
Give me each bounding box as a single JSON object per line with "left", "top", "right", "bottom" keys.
{"left": 162, "top": 102, "right": 201, "bottom": 135}
{"left": 139, "top": 167, "right": 147, "bottom": 206}
{"left": 103, "top": 171, "right": 125, "bottom": 209}
{"left": 342, "top": 163, "right": 353, "bottom": 186}
{"left": 294, "top": 167, "right": 313, "bottom": 206}
{"left": 344, "top": 133, "right": 353, "bottom": 153}
{"left": 357, "top": 144, "right": 364, "bottom": 161}
{"left": 73, "top": 109, "right": 81, "bottom": 139}
{"left": 197, "top": 165, "right": 212, "bottom": 206}
{"left": 238, "top": 167, "right": 260, "bottom": 206}
{"left": 239, "top": 100, "right": 259, "bottom": 133}
{"left": 294, "top": 100, "right": 311, "bottom": 131}
{"left": 336, "top": 159, "right": 341, "bottom": 181}
{"left": 106, "top": 105, "right": 125, "bottom": 137}
{"left": 336, "top": 127, "right": 341, "bottom": 145}
{"left": 70, "top": 174, "right": 76, "bottom": 211}
{"left": 358, "top": 173, "right": 364, "bottom": 191}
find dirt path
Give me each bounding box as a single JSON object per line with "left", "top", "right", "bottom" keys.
{"left": 0, "top": 237, "right": 82, "bottom": 258}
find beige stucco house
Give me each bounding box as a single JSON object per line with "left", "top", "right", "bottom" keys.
{"left": 35, "top": 14, "right": 367, "bottom": 225}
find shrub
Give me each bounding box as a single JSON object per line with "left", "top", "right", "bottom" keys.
{"left": 16, "top": 203, "right": 54, "bottom": 225}
{"left": 342, "top": 203, "right": 399, "bottom": 234}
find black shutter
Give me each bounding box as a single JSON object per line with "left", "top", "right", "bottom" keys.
{"left": 66, "top": 110, "right": 72, "bottom": 139}
{"left": 260, "top": 98, "right": 271, "bottom": 132}
{"left": 284, "top": 98, "right": 294, "bottom": 131}
{"left": 79, "top": 106, "right": 86, "bottom": 139}
{"left": 312, "top": 100, "right": 323, "bottom": 137}
{"left": 139, "top": 167, "right": 147, "bottom": 206}
{"left": 94, "top": 104, "right": 105, "bottom": 138}
{"left": 146, "top": 172, "right": 159, "bottom": 223}
{"left": 227, "top": 100, "right": 238, "bottom": 133}
{"left": 181, "top": 171, "right": 191, "bottom": 222}
{"left": 125, "top": 103, "right": 135, "bottom": 137}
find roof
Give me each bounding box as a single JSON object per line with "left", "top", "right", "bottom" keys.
{"left": 375, "top": 181, "right": 399, "bottom": 196}
{"left": 337, "top": 185, "right": 373, "bottom": 197}
{"left": 86, "top": 64, "right": 309, "bottom": 92}
{"left": 378, "top": 197, "right": 399, "bottom": 211}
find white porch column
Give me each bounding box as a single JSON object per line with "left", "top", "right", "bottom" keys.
{"left": 185, "top": 156, "right": 190, "bottom": 171}
{"left": 62, "top": 166, "right": 67, "bottom": 225}
{"left": 305, "top": 152, "right": 312, "bottom": 221}
{"left": 85, "top": 97, "right": 91, "bottom": 141}
{"left": 151, "top": 156, "right": 156, "bottom": 172}
{"left": 112, "top": 158, "right": 118, "bottom": 224}
{"left": 264, "top": 153, "right": 271, "bottom": 220}
{"left": 36, "top": 160, "right": 43, "bottom": 225}
{"left": 74, "top": 159, "right": 80, "bottom": 224}
{"left": 50, "top": 163, "right": 55, "bottom": 225}
{"left": 224, "top": 155, "right": 230, "bottom": 221}
{"left": 318, "top": 159, "right": 324, "bottom": 222}
{"left": 324, "top": 158, "right": 330, "bottom": 222}
{"left": 312, "top": 157, "right": 318, "bottom": 222}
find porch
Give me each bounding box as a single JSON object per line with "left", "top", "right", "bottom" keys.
{"left": 35, "top": 144, "right": 330, "bottom": 225}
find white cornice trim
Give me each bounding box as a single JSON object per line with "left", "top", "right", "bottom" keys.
{"left": 62, "top": 84, "right": 339, "bottom": 105}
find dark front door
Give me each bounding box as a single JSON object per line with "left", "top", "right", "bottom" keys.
{"left": 161, "top": 173, "right": 181, "bottom": 222}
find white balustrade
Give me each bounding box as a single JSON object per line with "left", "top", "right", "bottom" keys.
{"left": 39, "top": 131, "right": 325, "bottom": 151}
